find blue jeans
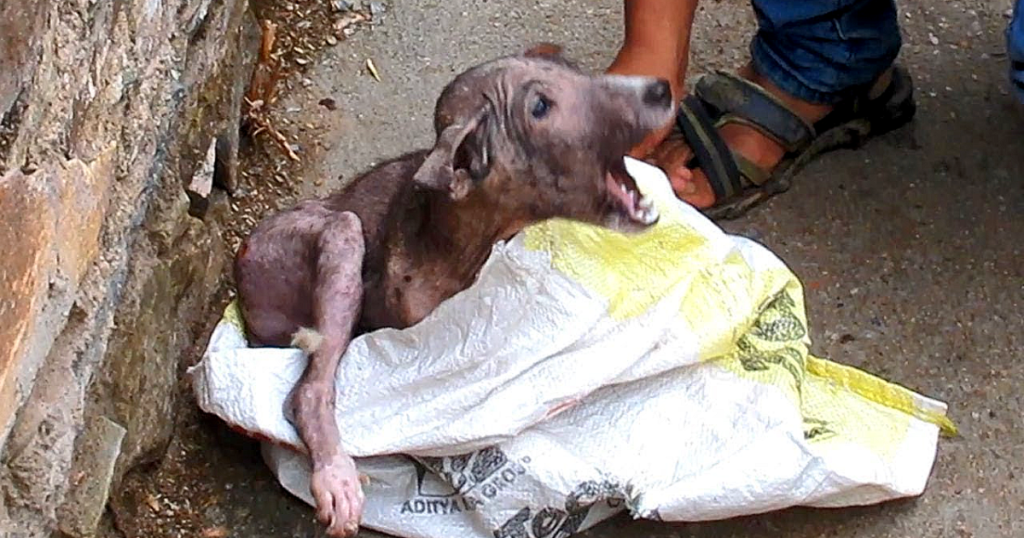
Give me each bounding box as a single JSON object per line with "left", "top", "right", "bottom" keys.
{"left": 751, "top": 0, "right": 1024, "bottom": 105}
{"left": 750, "top": 0, "right": 902, "bottom": 105}
{"left": 1009, "top": 0, "right": 1024, "bottom": 103}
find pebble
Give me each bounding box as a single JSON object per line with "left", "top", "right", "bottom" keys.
{"left": 331, "top": 0, "right": 353, "bottom": 11}
{"left": 369, "top": 1, "right": 386, "bottom": 19}
{"left": 929, "top": 32, "right": 939, "bottom": 46}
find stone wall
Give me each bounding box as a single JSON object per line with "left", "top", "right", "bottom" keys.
{"left": 0, "top": 0, "right": 257, "bottom": 535}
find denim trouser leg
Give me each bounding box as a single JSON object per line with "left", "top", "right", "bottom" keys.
{"left": 1008, "top": 0, "right": 1024, "bottom": 103}
{"left": 749, "top": 0, "right": 902, "bottom": 105}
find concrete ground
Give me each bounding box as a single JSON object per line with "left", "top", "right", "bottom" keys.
{"left": 113, "top": 0, "right": 1024, "bottom": 537}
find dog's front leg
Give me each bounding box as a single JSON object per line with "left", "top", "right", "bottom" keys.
{"left": 286, "top": 211, "right": 366, "bottom": 538}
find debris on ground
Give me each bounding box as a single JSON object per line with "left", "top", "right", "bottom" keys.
{"left": 366, "top": 57, "right": 382, "bottom": 81}
{"left": 219, "top": 0, "right": 376, "bottom": 253}
{"left": 110, "top": 3, "right": 378, "bottom": 535}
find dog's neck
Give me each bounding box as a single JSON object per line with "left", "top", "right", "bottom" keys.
{"left": 410, "top": 186, "right": 530, "bottom": 280}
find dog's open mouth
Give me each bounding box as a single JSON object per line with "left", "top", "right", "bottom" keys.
{"left": 605, "top": 159, "right": 659, "bottom": 226}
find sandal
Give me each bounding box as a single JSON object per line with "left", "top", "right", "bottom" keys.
{"left": 675, "top": 65, "right": 917, "bottom": 220}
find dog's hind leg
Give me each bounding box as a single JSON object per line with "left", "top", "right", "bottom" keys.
{"left": 286, "top": 210, "right": 366, "bottom": 538}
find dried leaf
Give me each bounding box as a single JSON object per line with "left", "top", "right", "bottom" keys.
{"left": 366, "top": 58, "right": 381, "bottom": 82}
{"left": 202, "top": 527, "right": 229, "bottom": 538}
{"left": 334, "top": 11, "right": 367, "bottom": 34}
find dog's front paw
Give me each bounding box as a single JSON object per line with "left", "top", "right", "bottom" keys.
{"left": 310, "top": 454, "right": 365, "bottom": 537}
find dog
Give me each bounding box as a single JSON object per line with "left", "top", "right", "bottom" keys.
{"left": 233, "top": 44, "right": 674, "bottom": 537}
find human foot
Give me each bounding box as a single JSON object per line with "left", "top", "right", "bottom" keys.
{"left": 653, "top": 64, "right": 839, "bottom": 208}
{"left": 647, "top": 64, "right": 907, "bottom": 216}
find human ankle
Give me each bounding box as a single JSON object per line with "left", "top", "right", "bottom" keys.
{"left": 742, "top": 65, "right": 832, "bottom": 122}
{"left": 868, "top": 68, "right": 894, "bottom": 100}
{"left": 609, "top": 44, "right": 686, "bottom": 97}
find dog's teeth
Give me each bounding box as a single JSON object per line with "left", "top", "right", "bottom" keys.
{"left": 637, "top": 196, "right": 658, "bottom": 224}
{"left": 642, "top": 205, "right": 659, "bottom": 224}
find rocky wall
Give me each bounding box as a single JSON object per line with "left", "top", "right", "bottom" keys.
{"left": 0, "top": 0, "right": 257, "bottom": 535}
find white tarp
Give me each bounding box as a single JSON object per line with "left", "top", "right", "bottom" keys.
{"left": 189, "top": 158, "right": 954, "bottom": 538}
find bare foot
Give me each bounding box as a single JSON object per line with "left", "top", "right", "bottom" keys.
{"left": 310, "top": 454, "right": 365, "bottom": 537}
{"left": 648, "top": 64, "right": 857, "bottom": 209}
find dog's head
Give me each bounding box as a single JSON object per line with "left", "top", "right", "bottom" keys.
{"left": 412, "top": 44, "right": 675, "bottom": 233}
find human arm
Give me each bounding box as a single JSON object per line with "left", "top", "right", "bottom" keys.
{"left": 607, "top": 0, "right": 699, "bottom": 156}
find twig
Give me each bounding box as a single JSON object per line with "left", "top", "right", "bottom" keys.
{"left": 246, "top": 20, "right": 282, "bottom": 107}
{"left": 248, "top": 115, "right": 300, "bottom": 162}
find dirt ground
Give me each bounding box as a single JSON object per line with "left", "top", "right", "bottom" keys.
{"left": 112, "top": 0, "right": 1024, "bottom": 537}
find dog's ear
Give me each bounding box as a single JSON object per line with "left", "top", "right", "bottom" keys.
{"left": 522, "top": 42, "right": 577, "bottom": 69}
{"left": 523, "top": 42, "right": 563, "bottom": 59}
{"left": 413, "top": 107, "right": 493, "bottom": 200}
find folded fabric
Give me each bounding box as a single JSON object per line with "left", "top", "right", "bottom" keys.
{"left": 190, "top": 157, "right": 954, "bottom": 538}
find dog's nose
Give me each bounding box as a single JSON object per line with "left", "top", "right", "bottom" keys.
{"left": 643, "top": 79, "right": 672, "bottom": 107}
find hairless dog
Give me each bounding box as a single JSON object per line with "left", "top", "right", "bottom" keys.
{"left": 233, "top": 45, "right": 674, "bottom": 537}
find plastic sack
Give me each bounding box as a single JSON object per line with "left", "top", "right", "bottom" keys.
{"left": 189, "top": 157, "right": 954, "bottom": 538}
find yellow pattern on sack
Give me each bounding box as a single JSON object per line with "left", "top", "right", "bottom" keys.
{"left": 520, "top": 168, "right": 955, "bottom": 455}
{"left": 223, "top": 299, "right": 245, "bottom": 331}
{"left": 806, "top": 357, "right": 957, "bottom": 437}
{"left": 523, "top": 172, "right": 713, "bottom": 321}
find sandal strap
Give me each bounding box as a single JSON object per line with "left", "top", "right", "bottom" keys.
{"left": 695, "top": 71, "right": 816, "bottom": 153}
{"left": 676, "top": 95, "right": 744, "bottom": 201}
{"left": 732, "top": 152, "right": 771, "bottom": 187}
{"left": 815, "top": 64, "right": 911, "bottom": 134}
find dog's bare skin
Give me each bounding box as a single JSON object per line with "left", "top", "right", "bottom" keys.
{"left": 233, "top": 45, "right": 674, "bottom": 537}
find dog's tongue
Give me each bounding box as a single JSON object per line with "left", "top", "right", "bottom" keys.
{"left": 606, "top": 170, "right": 659, "bottom": 225}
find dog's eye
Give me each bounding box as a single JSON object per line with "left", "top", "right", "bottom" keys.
{"left": 531, "top": 96, "right": 551, "bottom": 119}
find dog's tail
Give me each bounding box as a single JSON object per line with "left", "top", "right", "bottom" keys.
{"left": 291, "top": 327, "right": 324, "bottom": 355}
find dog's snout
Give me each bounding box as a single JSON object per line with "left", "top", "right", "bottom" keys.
{"left": 643, "top": 79, "right": 672, "bottom": 108}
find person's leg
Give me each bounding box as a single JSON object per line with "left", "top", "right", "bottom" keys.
{"left": 749, "top": 0, "right": 901, "bottom": 106}
{"left": 654, "top": 0, "right": 904, "bottom": 208}
{"left": 1008, "top": 0, "right": 1024, "bottom": 104}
